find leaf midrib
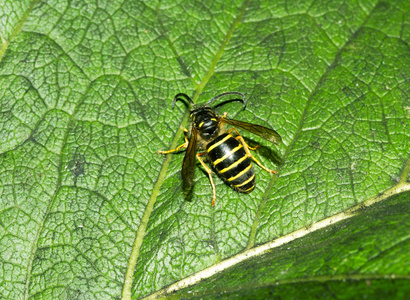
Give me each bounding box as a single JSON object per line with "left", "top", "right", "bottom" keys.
{"left": 121, "top": 1, "right": 252, "bottom": 299}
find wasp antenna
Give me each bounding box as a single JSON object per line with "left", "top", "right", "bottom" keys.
{"left": 172, "top": 93, "right": 195, "bottom": 109}
{"left": 207, "top": 92, "right": 246, "bottom": 109}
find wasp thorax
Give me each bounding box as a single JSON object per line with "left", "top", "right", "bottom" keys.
{"left": 190, "top": 106, "right": 220, "bottom": 140}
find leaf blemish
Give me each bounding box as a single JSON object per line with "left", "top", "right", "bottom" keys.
{"left": 68, "top": 153, "right": 86, "bottom": 184}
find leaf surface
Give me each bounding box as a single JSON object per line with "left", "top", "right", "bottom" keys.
{"left": 0, "top": 0, "right": 409, "bottom": 299}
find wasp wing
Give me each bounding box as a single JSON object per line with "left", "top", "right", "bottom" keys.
{"left": 224, "top": 118, "right": 282, "bottom": 144}
{"left": 181, "top": 127, "right": 198, "bottom": 194}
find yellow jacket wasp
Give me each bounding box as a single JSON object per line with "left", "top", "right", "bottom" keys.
{"left": 158, "top": 92, "right": 282, "bottom": 206}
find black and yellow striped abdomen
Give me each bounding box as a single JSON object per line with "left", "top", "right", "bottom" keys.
{"left": 206, "top": 133, "right": 255, "bottom": 193}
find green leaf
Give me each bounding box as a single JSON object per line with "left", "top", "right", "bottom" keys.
{"left": 157, "top": 192, "right": 410, "bottom": 299}
{"left": 0, "top": 0, "right": 409, "bottom": 300}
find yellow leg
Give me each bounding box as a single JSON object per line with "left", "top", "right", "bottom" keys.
{"left": 197, "top": 152, "right": 217, "bottom": 206}
{"left": 226, "top": 127, "right": 259, "bottom": 150}
{"left": 230, "top": 128, "right": 278, "bottom": 174}
{"left": 222, "top": 113, "right": 258, "bottom": 151}
{"left": 158, "top": 129, "right": 189, "bottom": 154}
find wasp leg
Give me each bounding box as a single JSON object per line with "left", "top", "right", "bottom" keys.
{"left": 222, "top": 114, "right": 259, "bottom": 151}
{"left": 230, "top": 128, "right": 278, "bottom": 174}
{"left": 226, "top": 127, "right": 259, "bottom": 150}
{"left": 196, "top": 152, "right": 217, "bottom": 206}
{"left": 158, "top": 128, "right": 189, "bottom": 154}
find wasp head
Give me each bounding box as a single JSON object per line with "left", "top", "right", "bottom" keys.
{"left": 172, "top": 92, "right": 245, "bottom": 141}
{"left": 190, "top": 106, "right": 220, "bottom": 140}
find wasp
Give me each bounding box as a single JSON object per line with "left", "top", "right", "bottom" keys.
{"left": 158, "top": 92, "right": 282, "bottom": 206}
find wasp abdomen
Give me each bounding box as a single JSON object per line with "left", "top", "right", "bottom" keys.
{"left": 206, "top": 133, "right": 255, "bottom": 193}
